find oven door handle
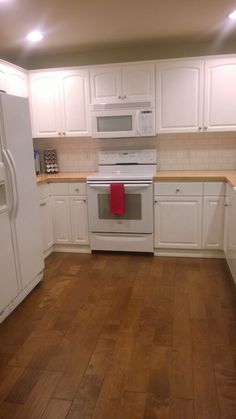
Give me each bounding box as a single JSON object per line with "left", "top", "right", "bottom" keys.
{"left": 88, "top": 183, "right": 151, "bottom": 189}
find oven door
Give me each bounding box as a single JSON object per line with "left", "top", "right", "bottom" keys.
{"left": 91, "top": 110, "right": 138, "bottom": 138}
{"left": 87, "top": 182, "right": 153, "bottom": 233}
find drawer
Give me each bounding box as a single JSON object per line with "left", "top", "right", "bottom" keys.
{"left": 38, "top": 183, "right": 50, "bottom": 200}
{"left": 50, "top": 183, "right": 69, "bottom": 195}
{"left": 154, "top": 182, "right": 203, "bottom": 196}
{"left": 69, "top": 183, "right": 87, "bottom": 196}
{"left": 203, "top": 182, "right": 225, "bottom": 196}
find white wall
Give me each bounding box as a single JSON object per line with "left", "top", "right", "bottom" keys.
{"left": 34, "top": 132, "right": 236, "bottom": 172}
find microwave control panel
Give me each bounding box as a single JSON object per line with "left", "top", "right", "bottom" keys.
{"left": 139, "top": 110, "right": 154, "bottom": 135}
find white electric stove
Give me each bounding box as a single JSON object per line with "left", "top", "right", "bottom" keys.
{"left": 87, "top": 149, "right": 157, "bottom": 253}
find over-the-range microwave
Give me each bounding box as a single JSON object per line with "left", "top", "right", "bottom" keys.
{"left": 91, "top": 101, "right": 155, "bottom": 138}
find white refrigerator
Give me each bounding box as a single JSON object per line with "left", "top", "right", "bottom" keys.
{"left": 0, "top": 93, "right": 44, "bottom": 323}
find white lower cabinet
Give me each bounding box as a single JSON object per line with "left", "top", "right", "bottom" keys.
{"left": 154, "top": 196, "right": 202, "bottom": 249}
{"left": 38, "top": 182, "right": 89, "bottom": 253}
{"left": 39, "top": 197, "right": 54, "bottom": 251}
{"left": 154, "top": 181, "right": 225, "bottom": 252}
{"left": 52, "top": 196, "right": 72, "bottom": 244}
{"left": 70, "top": 197, "right": 89, "bottom": 245}
{"left": 202, "top": 196, "right": 225, "bottom": 249}
{"left": 224, "top": 184, "right": 236, "bottom": 283}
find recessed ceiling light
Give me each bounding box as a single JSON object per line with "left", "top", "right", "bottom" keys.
{"left": 228, "top": 10, "right": 236, "bottom": 20}
{"left": 26, "top": 30, "right": 43, "bottom": 42}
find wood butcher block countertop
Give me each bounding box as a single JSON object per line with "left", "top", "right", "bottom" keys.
{"left": 153, "top": 170, "right": 236, "bottom": 187}
{"left": 36, "top": 172, "right": 91, "bottom": 184}
{"left": 37, "top": 170, "right": 236, "bottom": 187}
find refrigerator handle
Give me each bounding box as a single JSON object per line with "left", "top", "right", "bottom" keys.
{"left": 2, "top": 149, "right": 14, "bottom": 217}
{"left": 7, "top": 149, "right": 19, "bottom": 218}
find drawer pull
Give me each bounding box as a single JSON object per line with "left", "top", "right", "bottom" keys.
{"left": 75, "top": 188, "right": 80, "bottom": 192}
{"left": 176, "top": 188, "right": 180, "bottom": 192}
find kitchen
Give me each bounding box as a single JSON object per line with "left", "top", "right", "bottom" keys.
{"left": 0, "top": 0, "right": 236, "bottom": 418}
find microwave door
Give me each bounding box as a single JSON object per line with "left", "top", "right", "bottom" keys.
{"left": 92, "top": 111, "right": 138, "bottom": 138}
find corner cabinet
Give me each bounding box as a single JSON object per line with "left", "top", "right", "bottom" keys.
{"left": 204, "top": 58, "right": 236, "bottom": 131}
{"left": 0, "top": 61, "right": 28, "bottom": 97}
{"left": 90, "top": 63, "right": 155, "bottom": 104}
{"left": 156, "top": 60, "right": 204, "bottom": 133}
{"left": 29, "top": 69, "right": 90, "bottom": 138}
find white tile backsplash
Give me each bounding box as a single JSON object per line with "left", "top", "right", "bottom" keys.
{"left": 33, "top": 132, "right": 236, "bottom": 172}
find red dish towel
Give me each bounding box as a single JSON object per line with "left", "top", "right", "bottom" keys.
{"left": 110, "top": 184, "right": 125, "bottom": 215}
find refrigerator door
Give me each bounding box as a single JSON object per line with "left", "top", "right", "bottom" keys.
{"left": 0, "top": 211, "right": 19, "bottom": 314}
{"left": 0, "top": 94, "right": 44, "bottom": 290}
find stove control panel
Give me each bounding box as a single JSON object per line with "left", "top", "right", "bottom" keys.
{"left": 99, "top": 149, "right": 157, "bottom": 165}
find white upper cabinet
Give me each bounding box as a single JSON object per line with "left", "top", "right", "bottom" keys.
{"left": 156, "top": 59, "right": 204, "bottom": 133}
{"left": 29, "top": 69, "right": 90, "bottom": 138}
{"left": 60, "top": 70, "right": 90, "bottom": 136}
{"left": 90, "top": 63, "right": 155, "bottom": 104}
{"left": 204, "top": 58, "right": 236, "bottom": 131}
{"left": 0, "top": 61, "right": 28, "bottom": 97}
{"left": 122, "top": 63, "right": 155, "bottom": 102}
{"left": 89, "top": 66, "right": 122, "bottom": 104}
{"left": 30, "top": 72, "right": 61, "bottom": 137}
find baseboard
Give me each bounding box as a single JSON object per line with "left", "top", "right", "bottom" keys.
{"left": 154, "top": 248, "right": 225, "bottom": 258}
{"left": 52, "top": 244, "right": 91, "bottom": 254}
{"left": 43, "top": 247, "right": 54, "bottom": 258}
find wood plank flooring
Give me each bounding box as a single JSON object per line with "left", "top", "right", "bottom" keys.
{"left": 0, "top": 252, "right": 236, "bottom": 418}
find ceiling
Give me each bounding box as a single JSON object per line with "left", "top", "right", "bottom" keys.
{"left": 1, "top": 0, "right": 236, "bottom": 58}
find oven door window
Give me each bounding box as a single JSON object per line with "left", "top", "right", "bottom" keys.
{"left": 98, "top": 193, "right": 141, "bottom": 220}
{"left": 97, "top": 115, "right": 133, "bottom": 133}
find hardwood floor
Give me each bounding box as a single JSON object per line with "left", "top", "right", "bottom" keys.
{"left": 0, "top": 252, "right": 236, "bottom": 418}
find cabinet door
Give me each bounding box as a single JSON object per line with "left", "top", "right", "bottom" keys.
{"left": 202, "top": 196, "right": 225, "bottom": 249}
{"left": 6, "top": 66, "right": 28, "bottom": 97}
{"left": 156, "top": 60, "right": 204, "bottom": 133}
{"left": 29, "top": 72, "right": 62, "bottom": 137}
{"left": 205, "top": 58, "right": 236, "bottom": 131}
{"left": 52, "top": 196, "right": 71, "bottom": 244}
{"left": 90, "top": 66, "right": 122, "bottom": 104}
{"left": 224, "top": 186, "right": 236, "bottom": 283}
{"left": 70, "top": 196, "right": 89, "bottom": 245}
{"left": 122, "top": 63, "right": 155, "bottom": 102}
{"left": 40, "top": 197, "right": 54, "bottom": 251}
{"left": 0, "top": 212, "right": 19, "bottom": 315}
{"left": 60, "top": 70, "right": 90, "bottom": 136}
{"left": 154, "top": 196, "right": 202, "bottom": 249}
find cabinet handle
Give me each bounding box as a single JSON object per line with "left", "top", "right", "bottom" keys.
{"left": 75, "top": 188, "right": 80, "bottom": 192}
{"left": 118, "top": 95, "right": 122, "bottom": 99}
{"left": 204, "top": 126, "right": 207, "bottom": 131}
{"left": 62, "top": 132, "right": 66, "bottom": 136}
{"left": 176, "top": 188, "right": 180, "bottom": 192}
{"left": 83, "top": 199, "right": 86, "bottom": 203}
{"left": 58, "top": 132, "right": 62, "bottom": 136}
{"left": 225, "top": 203, "right": 232, "bottom": 207}
{"left": 123, "top": 95, "right": 127, "bottom": 99}
{"left": 40, "top": 202, "right": 46, "bottom": 207}
{"left": 154, "top": 200, "right": 158, "bottom": 203}
{"left": 198, "top": 127, "right": 202, "bottom": 131}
